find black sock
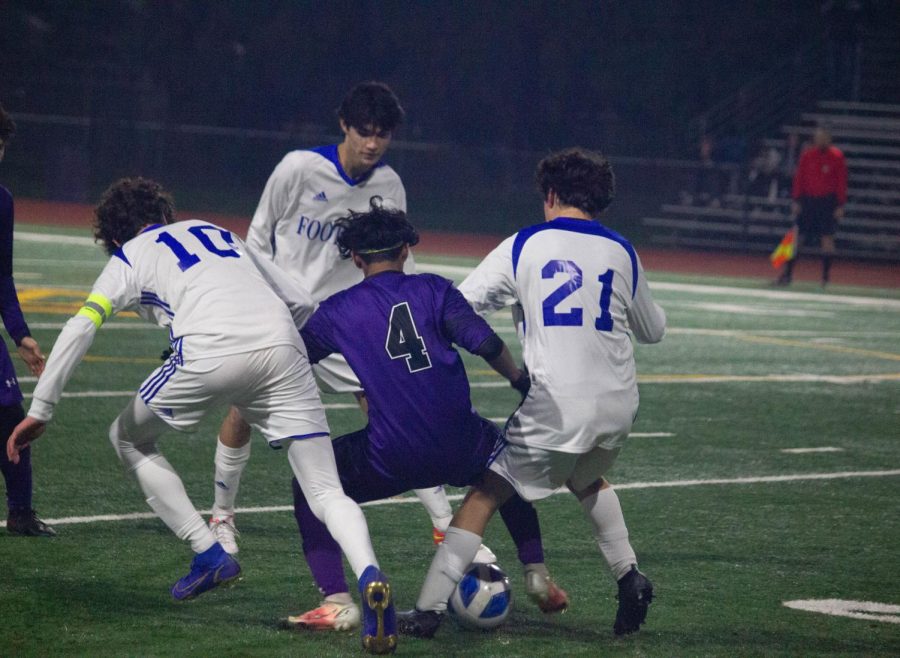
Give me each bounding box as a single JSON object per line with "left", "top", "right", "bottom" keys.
{"left": 784, "top": 256, "right": 797, "bottom": 280}
{"left": 823, "top": 255, "right": 832, "bottom": 283}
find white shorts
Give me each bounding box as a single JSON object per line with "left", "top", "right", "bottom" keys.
{"left": 489, "top": 443, "right": 621, "bottom": 502}
{"left": 505, "top": 385, "right": 635, "bottom": 455}
{"left": 313, "top": 352, "right": 362, "bottom": 394}
{"left": 138, "top": 344, "right": 329, "bottom": 447}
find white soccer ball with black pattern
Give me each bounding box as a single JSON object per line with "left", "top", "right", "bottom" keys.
{"left": 448, "top": 563, "right": 512, "bottom": 630}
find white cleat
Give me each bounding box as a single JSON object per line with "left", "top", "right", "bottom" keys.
{"left": 281, "top": 600, "right": 362, "bottom": 631}
{"left": 525, "top": 568, "right": 570, "bottom": 613}
{"left": 209, "top": 515, "right": 240, "bottom": 555}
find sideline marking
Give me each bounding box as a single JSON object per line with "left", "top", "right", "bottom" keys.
{"left": 20, "top": 391, "right": 357, "bottom": 410}
{"left": 781, "top": 447, "right": 845, "bottom": 454}
{"left": 15, "top": 231, "right": 96, "bottom": 247}
{"left": 418, "top": 262, "right": 900, "bottom": 310}
{"left": 19, "top": 373, "right": 900, "bottom": 400}
{"left": 783, "top": 599, "right": 900, "bottom": 625}
{"left": 470, "top": 373, "right": 900, "bottom": 386}
{"left": 8, "top": 469, "right": 899, "bottom": 528}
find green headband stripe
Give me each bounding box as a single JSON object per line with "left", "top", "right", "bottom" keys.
{"left": 356, "top": 241, "right": 405, "bottom": 255}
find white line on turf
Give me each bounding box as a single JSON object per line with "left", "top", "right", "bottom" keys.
{"left": 780, "top": 447, "right": 845, "bottom": 454}
{"left": 470, "top": 373, "right": 900, "bottom": 386}
{"left": 783, "top": 599, "right": 900, "bottom": 625}
{"left": 9, "top": 468, "right": 898, "bottom": 528}
{"left": 19, "top": 391, "right": 358, "bottom": 409}
{"left": 417, "top": 262, "right": 900, "bottom": 310}
{"left": 14, "top": 231, "right": 97, "bottom": 246}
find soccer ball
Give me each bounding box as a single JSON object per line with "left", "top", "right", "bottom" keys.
{"left": 448, "top": 563, "right": 512, "bottom": 630}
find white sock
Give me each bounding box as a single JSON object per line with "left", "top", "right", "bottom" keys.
{"left": 135, "top": 455, "right": 215, "bottom": 553}
{"left": 287, "top": 437, "right": 378, "bottom": 579}
{"left": 580, "top": 486, "right": 636, "bottom": 581}
{"left": 414, "top": 486, "right": 453, "bottom": 531}
{"left": 213, "top": 437, "right": 251, "bottom": 518}
{"left": 416, "top": 527, "right": 482, "bottom": 612}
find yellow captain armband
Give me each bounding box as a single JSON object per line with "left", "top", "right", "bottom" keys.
{"left": 76, "top": 293, "right": 113, "bottom": 328}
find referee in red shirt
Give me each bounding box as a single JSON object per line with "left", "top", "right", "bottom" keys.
{"left": 778, "top": 124, "right": 848, "bottom": 285}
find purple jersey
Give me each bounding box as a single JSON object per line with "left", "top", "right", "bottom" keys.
{"left": 0, "top": 185, "right": 28, "bottom": 407}
{"left": 301, "top": 271, "right": 496, "bottom": 485}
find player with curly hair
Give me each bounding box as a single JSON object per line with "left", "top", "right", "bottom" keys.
{"left": 400, "top": 148, "right": 666, "bottom": 639}
{"left": 6, "top": 178, "right": 398, "bottom": 654}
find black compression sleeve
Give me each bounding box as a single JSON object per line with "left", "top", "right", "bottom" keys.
{"left": 473, "top": 333, "right": 504, "bottom": 361}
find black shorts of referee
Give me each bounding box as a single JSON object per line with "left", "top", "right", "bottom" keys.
{"left": 796, "top": 194, "right": 838, "bottom": 241}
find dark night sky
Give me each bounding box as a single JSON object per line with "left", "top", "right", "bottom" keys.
{"left": 1, "top": 1, "right": 831, "bottom": 155}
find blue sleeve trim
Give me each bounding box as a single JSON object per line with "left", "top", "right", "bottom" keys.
{"left": 511, "top": 217, "right": 637, "bottom": 297}
{"left": 112, "top": 248, "right": 132, "bottom": 267}
{"left": 308, "top": 144, "right": 377, "bottom": 187}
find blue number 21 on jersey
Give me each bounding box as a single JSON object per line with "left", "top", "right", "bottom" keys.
{"left": 542, "top": 259, "right": 614, "bottom": 331}
{"left": 155, "top": 225, "right": 241, "bottom": 271}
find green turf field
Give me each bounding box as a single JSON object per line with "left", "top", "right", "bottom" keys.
{"left": 2, "top": 227, "right": 899, "bottom": 656}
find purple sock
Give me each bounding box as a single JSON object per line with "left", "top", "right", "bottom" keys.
{"left": 291, "top": 477, "right": 349, "bottom": 597}
{"left": 499, "top": 494, "right": 545, "bottom": 565}
{"left": 1, "top": 441, "right": 33, "bottom": 512}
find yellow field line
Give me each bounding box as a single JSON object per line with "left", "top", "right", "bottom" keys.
{"left": 83, "top": 355, "right": 162, "bottom": 365}
{"left": 734, "top": 334, "right": 900, "bottom": 362}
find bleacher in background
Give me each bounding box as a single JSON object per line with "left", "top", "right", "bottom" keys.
{"left": 644, "top": 100, "right": 900, "bottom": 261}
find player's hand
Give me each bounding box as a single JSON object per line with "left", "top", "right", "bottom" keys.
{"left": 510, "top": 368, "right": 531, "bottom": 400}
{"left": 790, "top": 201, "right": 801, "bottom": 217}
{"left": 17, "top": 337, "right": 45, "bottom": 376}
{"left": 833, "top": 206, "right": 844, "bottom": 221}
{"left": 6, "top": 416, "right": 46, "bottom": 464}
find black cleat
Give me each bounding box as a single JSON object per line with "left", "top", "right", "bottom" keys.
{"left": 614, "top": 566, "right": 653, "bottom": 636}
{"left": 7, "top": 509, "right": 57, "bottom": 537}
{"left": 397, "top": 609, "right": 444, "bottom": 639}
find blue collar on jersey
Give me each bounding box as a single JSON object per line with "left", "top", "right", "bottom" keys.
{"left": 309, "top": 144, "right": 384, "bottom": 187}
{"left": 510, "top": 216, "right": 639, "bottom": 298}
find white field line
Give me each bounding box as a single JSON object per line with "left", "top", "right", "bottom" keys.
{"left": 418, "top": 262, "right": 900, "bottom": 310}
{"left": 24, "top": 372, "right": 897, "bottom": 399}
{"left": 471, "top": 373, "right": 900, "bottom": 387}
{"left": 13, "top": 245, "right": 900, "bottom": 310}
{"left": 24, "top": 323, "right": 900, "bottom": 341}
{"left": 19, "top": 391, "right": 357, "bottom": 410}
{"left": 665, "top": 301, "right": 835, "bottom": 318}
{"left": 6, "top": 468, "right": 899, "bottom": 528}
{"left": 781, "top": 447, "right": 845, "bottom": 454}
{"left": 783, "top": 599, "right": 900, "bottom": 625}
{"left": 15, "top": 231, "right": 97, "bottom": 246}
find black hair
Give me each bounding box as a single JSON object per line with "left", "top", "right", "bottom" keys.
{"left": 335, "top": 196, "right": 419, "bottom": 264}
{"left": 337, "top": 81, "right": 405, "bottom": 133}
{"left": 0, "top": 103, "right": 16, "bottom": 143}
{"left": 535, "top": 147, "right": 616, "bottom": 216}
{"left": 94, "top": 177, "right": 175, "bottom": 254}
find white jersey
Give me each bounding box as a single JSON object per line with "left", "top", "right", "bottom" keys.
{"left": 460, "top": 216, "right": 666, "bottom": 453}
{"left": 246, "top": 145, "right": 411, "bottom": 303}
{"left": 29, "top": 219, "right": 315, "bottom": 422}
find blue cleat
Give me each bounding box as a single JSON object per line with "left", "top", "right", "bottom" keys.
{"left": 358, "top": 565, "right": 397, "bottom": 654}
{"left": 171, "top": 542, "right": 241, "bottom": 601}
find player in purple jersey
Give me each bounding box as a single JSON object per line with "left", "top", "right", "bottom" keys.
{"left": 0, "top": 103, "right": 54, "bottom": 537}
{"left": 282, "top": 198, "right": 567, "bottom": 631}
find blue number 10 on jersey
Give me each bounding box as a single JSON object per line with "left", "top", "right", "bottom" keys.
{"left": 155, "top": 225, "right": 241, "bottom": 271}
{"left": 541, "top": 259, "right": 614, "bottom": 331}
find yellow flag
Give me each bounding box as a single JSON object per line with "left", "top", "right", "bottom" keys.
{"left": 770, "top": 228, "right": 796, "bottom": 268}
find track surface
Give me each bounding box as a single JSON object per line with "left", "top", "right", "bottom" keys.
{"left": 14, "top": 198, "right": 900, "bottom": 288}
